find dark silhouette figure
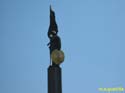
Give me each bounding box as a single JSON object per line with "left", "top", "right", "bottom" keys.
{"left": 47, "top": 6, "right": 61, "bottom": 66}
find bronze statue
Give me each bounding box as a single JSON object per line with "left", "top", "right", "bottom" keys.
{"left": 47, "top": 6, "right": 62, "bottom": 66}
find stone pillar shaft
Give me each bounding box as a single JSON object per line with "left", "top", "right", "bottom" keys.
{"left": 48, "top": 65, "right": 62, "bottom": 93}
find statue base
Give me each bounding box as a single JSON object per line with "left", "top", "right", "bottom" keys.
{"left": 48, "top": 65, "right": 62, "bottom": 93}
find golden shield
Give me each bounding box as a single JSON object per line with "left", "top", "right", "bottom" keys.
{"left": 51, "top": 49, "right": 65, "bottom": 65}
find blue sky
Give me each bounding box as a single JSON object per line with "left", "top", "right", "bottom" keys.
{"left": 1, "top": 0, "right": 125, "bottom": 93}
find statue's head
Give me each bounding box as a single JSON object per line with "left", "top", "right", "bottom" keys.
{"left": 48, "top": 30, "right": 57, "bottom": 39}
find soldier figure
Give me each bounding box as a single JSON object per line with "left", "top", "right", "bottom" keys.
{"left": 47, "top": 6, "right": 61, "bottom": 66}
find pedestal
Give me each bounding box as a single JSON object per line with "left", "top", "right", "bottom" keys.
{"left": 48, "top": 65, "right": 62, "bottom": 93}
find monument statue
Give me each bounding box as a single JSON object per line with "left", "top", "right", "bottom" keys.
{"left": 47, "top": 5, "right": 64, "bottom": 93}
{"left": 47, "top": 6, "right": 64, "bottom": 66}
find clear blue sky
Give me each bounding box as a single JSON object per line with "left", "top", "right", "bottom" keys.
{"left": 1, "top": 0, "right": 125, "bottom": 93}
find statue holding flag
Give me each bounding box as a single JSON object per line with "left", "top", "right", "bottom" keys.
{"left": 47, "top": 6, "right": 64, "bottom": 66}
